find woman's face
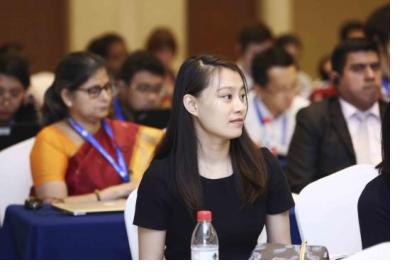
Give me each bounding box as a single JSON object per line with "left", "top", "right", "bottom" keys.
{"left": 192, "top": 68, "right": 247, "bottom": 140}
{"left": 0, "top": 74, "right": 26, "bottom": 124}
{"left": 66, "top": 68, "right": 112, "bottom": 123}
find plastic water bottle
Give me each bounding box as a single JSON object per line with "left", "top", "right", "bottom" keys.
{"left": 191, "top": 210, "right": 219, "bottom": 260}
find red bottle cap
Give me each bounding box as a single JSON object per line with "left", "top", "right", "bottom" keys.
{"left": 197, "top": 210, "right": 212, "bottom": 222}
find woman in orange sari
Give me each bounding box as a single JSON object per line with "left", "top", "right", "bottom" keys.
{"left": 30, "top": 52, "right": 163, "bottom": 203}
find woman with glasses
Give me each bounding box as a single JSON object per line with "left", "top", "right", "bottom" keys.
{"left": 30, "top": 52, "right": 163, "bottom": 203}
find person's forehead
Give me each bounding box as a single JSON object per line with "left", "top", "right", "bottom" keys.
{"left": 81, "top": 68, "right": 109, "bottom": 86}
{"left": 131, "top": 70, "right": 164, "bottom": 83}
{"left": 345, "top": 51, "right": 379, "bottom": 64}
{"left": 247, "top": 40, "right": 272, "bottom": 52}
{"left": 267, "top": 65, "right": 297, "bottom": 80}
{"left": 0, "top": 74, "right": 25, "bottom": 88}
{"left": 209, "top": 68, "right": 244, "bottom": 89}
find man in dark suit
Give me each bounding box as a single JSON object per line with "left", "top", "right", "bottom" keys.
{"left": 286, "top": 39, "right": 387, "bottom": 193}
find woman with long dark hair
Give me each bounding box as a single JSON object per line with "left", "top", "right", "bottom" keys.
{"left": 134, "top": 55, "right": 294, "bottom": 260}
{"left": 30, "top": 52, "right": 163, "bottom": 203}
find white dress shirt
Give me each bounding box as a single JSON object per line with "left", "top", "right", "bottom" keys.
{"left": 339, "top": 98, "right": 382, "bottom": 166}
{"left": 245, "top": 93, "right": 309, "bottom": 156}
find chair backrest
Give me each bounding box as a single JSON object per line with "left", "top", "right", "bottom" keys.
{"left": 124, "top": 188, "right": 139, "bottom": 259}
{"left": 295, "top": 164, "right": 378, "bottom": 259}
{"left": 0, "top": 137, "right": 35, "bottom": 226}
{"left": 344, "top": 242, "right": 390, "bottom": 260}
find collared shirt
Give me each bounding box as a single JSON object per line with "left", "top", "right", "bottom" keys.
{"left": 245, "top": 93, "right": 309, "bottom": 156}
{"left": 339, "top": 98, "right": 382, "bottom": 166}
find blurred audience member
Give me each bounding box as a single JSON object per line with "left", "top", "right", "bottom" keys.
{"left": 29, "top": 71, "right": 54, "bottom": 110}
{"left": 276, "top": 34, "right": 313, "bottom": 100}
{"left": 245, "top": 47, "right": 309, "bottom": 158}
{"left": 115, "top": 50, "right": 169, "bottom": 128}
{"left": 0, "top": 54, "right": 39, "bottom": 150}
{"left": 0, "top": 42, "right": 25, "bottom": 57}
{"left": 358, "top": 104, "right": 389, "bottom": 249}
{"left": 146, "top": 27, "right": 178, "bottom": 108}
{"left": 31, "top": 52, "right": 163, "bottom": 203}
{"left": 365, "top": 4, "right": 390, "bottom": 100}
{"left": 86, "top": 33, "right": 128, "bottom": 80}
{"left": 339, "top": 20, "right": 365, "bottom": 41}
{"left": 286, "top": 39, "right": 387, "bottom": 193}
{"left": 310, "top": 54, "right": 337, "bottom": 102}
{"left": 236, "top": 23, "right": 274, "bottom": 90}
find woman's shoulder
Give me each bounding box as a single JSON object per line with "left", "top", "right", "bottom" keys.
{"left": 259, "top": 147, "right": 278, "bottom": 166}
{"left": 36, "top": 122, "right": 67, "bottom": 141}
{"left": 144, "top": 155, "right": 172, "bottom": 178}
{"left": 359, "top": 174, "right": 390, "bottom": 206}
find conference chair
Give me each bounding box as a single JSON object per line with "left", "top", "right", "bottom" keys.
{"left": 124, "top": 188, "right": 139, "bottom": 259}
{"left": 0, "top": 137, "right": 35, "bottom": 226}
{"left": 295, "top": 164, "right": 378, "bottom": 259}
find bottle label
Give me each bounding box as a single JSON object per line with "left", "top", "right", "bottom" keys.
{"left": 191, "top": 247, "right": 219, "bottom": 260}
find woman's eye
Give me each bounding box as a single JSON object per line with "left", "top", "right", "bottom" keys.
{"left": 222, "top": 95, "right": 232, "bottom": 100}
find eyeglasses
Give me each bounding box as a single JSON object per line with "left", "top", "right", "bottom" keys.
{"left": 77, "top": 82, "right": 114, "bottom": 99}
{"left": 132, "top": 83, "right": 163, "bottom": 95}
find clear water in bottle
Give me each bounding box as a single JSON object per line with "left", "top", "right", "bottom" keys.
{"left": 191, "top": 210, "right": 219, "bottom": 260}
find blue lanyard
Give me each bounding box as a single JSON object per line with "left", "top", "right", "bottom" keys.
{"left": 113, "top": 97, "right": 126, "bottom": 121}
{"left": 253, "top": 97, "right": 288, "bottom": 145}
{"left": 68, "top": 117, "right": 130, "bottom": 182}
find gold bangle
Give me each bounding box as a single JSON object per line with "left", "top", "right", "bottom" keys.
{"left": 95, "top": 189, "right": 101, "bottom": 201}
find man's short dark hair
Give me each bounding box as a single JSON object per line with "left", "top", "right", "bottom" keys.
{"left": 339, "top": 20, "right": 364, "bottom": 41}
{"left": 0, "top": 54, "right": 30, "bottom": 89}
{"left": 251, "top": 47, "right": 295, "bottom": 87}
{"left": 237, "top": 23, "right": 274, "bottom": 54}
{"left": 275, "top": 34, "right": 302, "bottom": 50}
{"left": 331, "top": 38, "right": 379, "bottom": 75}
{"left": 86, "top": 33, "right": 125, "bottom": 58}
{"left": 364, "top": 4, "right": 390, "bottom": 47}
{"left": 120, "top": 50, "right": 166, "bottom": 84}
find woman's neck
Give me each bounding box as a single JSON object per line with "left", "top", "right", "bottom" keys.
{"left": 68, "top": 113, "right": 101, "bottom": 134}
{"left": 196, "top": 124, "right": 232, "bottom": 178}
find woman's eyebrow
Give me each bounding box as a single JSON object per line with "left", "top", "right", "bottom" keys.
{"left": 217, "top": 86, "right": 245, "bottom": 91}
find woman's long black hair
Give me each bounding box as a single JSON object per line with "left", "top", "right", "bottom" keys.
{"left": 154, "top": 55, "right": 268, "bottom": 215}
{"left": 41, "top": 52, "right": 106, "bottom": 125}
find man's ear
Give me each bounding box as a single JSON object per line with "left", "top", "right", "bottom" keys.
{"left": 60, "top": 88, "right": 73, "bottom": 108}
{"left": 116, "top": 80, "right": 128, "bottom": 100}
{"left": 330, "top": 71, "right": 341, "bottom": 85}
{"left": 183, "top": 94, "right": 199, "bottom": 116}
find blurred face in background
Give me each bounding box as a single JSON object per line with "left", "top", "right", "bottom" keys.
{"left": 241, "top": 40, "right": 273, "bottom": 73}
{"left": 337, "top": 51, "right": 381, "bottom": 111}
{"left": 63, "top": 68, "right": 113, "bottom": 123}
{"left": 257, "top": 65, "right": 299, "bottom": 117}
{"left": 106, "top": 41, "right": 128, "bottom": 78}
{"left": 126, "top": 71, "right": 164, "bottom": 111}
{"left": 154, "top": 48, "right": 175, "bottom": 70}
{"left": 0, "top": 74, "right": 26, "bottom": 125}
